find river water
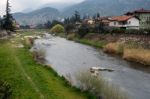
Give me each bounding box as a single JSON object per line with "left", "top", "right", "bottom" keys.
{"left": 34, "top": 35, "right": 150, "bottom": 99}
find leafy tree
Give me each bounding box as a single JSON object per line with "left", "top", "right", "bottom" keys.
{"left": 51, "top": 20, "right": 63, "bottom": 27}
{"left": 50, "top": 24, "right": 65, "bottom": 33}
{"left": 95, "top": 21, "right": 105, "bottom": 33}
{"left": 65, "top": 24, "right": 76, "bottom": 34}
{"left": 77, "top": 24, "right": 89, "bottom": 38}
{"left": 63, "top": 11, "right": 82, "bottom": 35}
{"left": 3, "top": 0, "right": 15, "bottom": 32}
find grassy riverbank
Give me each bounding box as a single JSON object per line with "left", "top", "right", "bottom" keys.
{"left": 104, "top": 42, "right": 150, "bottom": 66}
{"left": 66, "top": 33, "right": 150, "bottom": 66}
{"left": 0, "top": 34, "right": 94, "bottom": 99}
{"left": 76, "top": 39, "right": 107, "bottom": 48}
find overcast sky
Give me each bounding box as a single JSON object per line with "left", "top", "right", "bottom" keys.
{"left": 0, "top": 0, "right": 84, "bottom": 16}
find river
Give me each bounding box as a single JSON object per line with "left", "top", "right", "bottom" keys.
{"left": 34, "top": 35, "right": 150, "bottom": 99}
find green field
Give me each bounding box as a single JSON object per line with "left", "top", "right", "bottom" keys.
{"left": 0, "top": 33, "right": 94, "bottom": 99}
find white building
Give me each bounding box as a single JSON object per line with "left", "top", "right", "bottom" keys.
{"left": 83, "top": 19, "right": 95, "bottom": 25}
{"left": 108, "top": 15, "right": 139, "bottom": 29}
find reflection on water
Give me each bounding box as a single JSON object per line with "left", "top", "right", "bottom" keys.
{"left": 34, "top": 35, "right": 150, "bottom": 99}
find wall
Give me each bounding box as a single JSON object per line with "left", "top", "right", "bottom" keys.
{"left": 138, "top": 13, "right": 150, "bottom": 29}
{"left": 126, "top": 17, "right": 139, "bottom": 29}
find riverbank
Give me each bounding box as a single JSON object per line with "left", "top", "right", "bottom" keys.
{"left": 0, "top": 32, "right": 94, "bottom": 99}
{"left": 65, "top": 33, "right": 150, "bottom": 66}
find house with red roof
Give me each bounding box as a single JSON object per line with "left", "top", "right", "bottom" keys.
{"left": 125, "top": 8, "right": 150, "bottom": 29}
{"left": 108, "top": 15, "right": 139, "bottom": 29}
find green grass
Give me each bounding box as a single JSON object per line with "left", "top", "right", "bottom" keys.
{"left": 18, "top": 29, "right": 48, "bottom": 37}
{"left": 0, "top": 39, "right": 95, "bottom": 99}
{"left": 76, "top": 39, "right": 107, "bottom": 49}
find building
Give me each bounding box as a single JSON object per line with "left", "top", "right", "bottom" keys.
{"left": 83, "top": 18, "right": 95, "bottom": 25}
{"left": 108, "top": 15, "right": 140, "bottom": 29}
{"left": 125, "top": 8, "right": 150, "bottom": 29}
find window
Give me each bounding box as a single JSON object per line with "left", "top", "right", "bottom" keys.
{"left": 128, "top": 21, "right": 131, "bottom": 24}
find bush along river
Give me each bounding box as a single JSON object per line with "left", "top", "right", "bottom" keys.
{"left": 33, "top": 33, "right": 150, "bottom": 99}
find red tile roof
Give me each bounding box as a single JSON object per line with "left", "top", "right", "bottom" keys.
{"left": 110, "top": 15, "right": 134, "bottom": 22}
{"left": 134, "top": 8, "right": 150, "bottom": 13}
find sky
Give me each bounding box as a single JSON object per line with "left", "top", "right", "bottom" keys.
{"left": 0, "top": 0, "right": 84, "bottom": 16}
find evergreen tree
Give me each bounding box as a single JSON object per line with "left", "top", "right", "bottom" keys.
{"left": 74, "top": 11, "right": 81, "bottom": 22}
{"left": 3, "top": 0, "right": 15, "bottom": 32}
{"left": 70, "top": 16, "right": 76, "bottom": 24}
{"left": 96, "top": 13, "right": 100, "bottom": 19}
{"left": 64, "top": 18, "right": 70, "bottom": 25}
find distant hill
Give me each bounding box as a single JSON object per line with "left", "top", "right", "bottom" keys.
{"left": 13, "top": 7, "right": 60, "bottom": 25}
{"left": 63, "top": 0, "right": 150, "bottom": 17}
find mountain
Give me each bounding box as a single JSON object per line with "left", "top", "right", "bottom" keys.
{"left": 21, "top": 8, "right": 34, "bottom": 13}
{"left": 13, "top": 7, "right": 60, "bottom": 25}
{"left": 41, "top": 3, "right": 76, "bottom": 11}
{"left": 13, "top": 0, "right": 150, "bottom": 25}
{"left": 63, "top": 0, "right": 150, "bottom": 17}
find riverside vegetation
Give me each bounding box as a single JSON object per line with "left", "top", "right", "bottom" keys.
{"left": 79, "top": 34, "right": 150, "bottom": 66}
{"left": 76, "top": 71, "right": 127, "bottom": 99}
{"left": 51, "top": 24, "right": 150, "bottom": 66}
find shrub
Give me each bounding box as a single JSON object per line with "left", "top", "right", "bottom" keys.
{"left": 65, "top": 24, "right": 76, "bottom": 34}
{"left": 67, "top": 33, "right": 76, "bottom": 40}
{"left": 50, "top": 24, "right": 65, "bottom": 34}
{"left": 32, "top": 48, "right": 46, "bottom": 64}
{"left": 23, "top": 37, "right": 34, "bottom": 49}
{"left": 77, "top": 25, "right": 89, "bottom": 38}
{"left": 76, "top": 72, "right": 127, "bottom": 99}
{"left": 111, "top": 28, "right": 126, "bottom": 34}
{"left": 103, "top": 43, "right": 124, "bottom": 54}
{"left": 0, "top": 80, "right": 12, "bottom": 99}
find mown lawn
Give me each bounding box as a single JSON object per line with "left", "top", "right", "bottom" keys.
{"left": 0, "top": 38, "right": 94, "bottom": 99}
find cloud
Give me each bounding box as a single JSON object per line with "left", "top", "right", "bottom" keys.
{"left": 0, "top": 0, "right": 84, "bottom": 16}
